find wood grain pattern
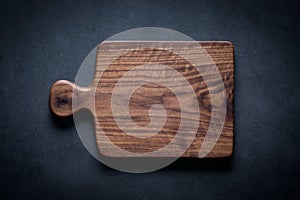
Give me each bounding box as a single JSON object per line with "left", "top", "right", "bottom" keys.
{"left": 50, "top": 41, "right": 234, "bottom": 158}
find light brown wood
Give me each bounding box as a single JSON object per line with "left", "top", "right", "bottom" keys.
{"left": 50, "top": 41, "right": 234, "bottom": 158}
{"left": 49, "top": 80, "right": 91, "bottom": 117}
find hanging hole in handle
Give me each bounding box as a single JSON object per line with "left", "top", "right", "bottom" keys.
{"left": 49, "top": 80, "right": 74, "bottom": 117}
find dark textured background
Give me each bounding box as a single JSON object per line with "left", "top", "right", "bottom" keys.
{"left": 1, "top": 0, "right": 299, "bottom": 199}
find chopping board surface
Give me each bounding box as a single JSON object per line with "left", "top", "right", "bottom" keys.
{"left": 50, "top": 41, "right": 234, "bottom": 158}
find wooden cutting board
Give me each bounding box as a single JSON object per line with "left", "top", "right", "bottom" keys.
{"left": 49, "top": 41, "right": 234, "bottom": 158}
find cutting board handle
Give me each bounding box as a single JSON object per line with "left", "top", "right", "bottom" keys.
{"left": 49, "top": 80, "right": 91, "bottom": 117}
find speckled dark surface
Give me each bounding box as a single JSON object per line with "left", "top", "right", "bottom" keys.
{"left": 1, "top": 0, "right": 299, "bottom": 199}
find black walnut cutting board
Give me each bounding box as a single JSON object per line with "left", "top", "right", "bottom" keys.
{"left": 49, "top": 41, "right": 234, "bottom": 158}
